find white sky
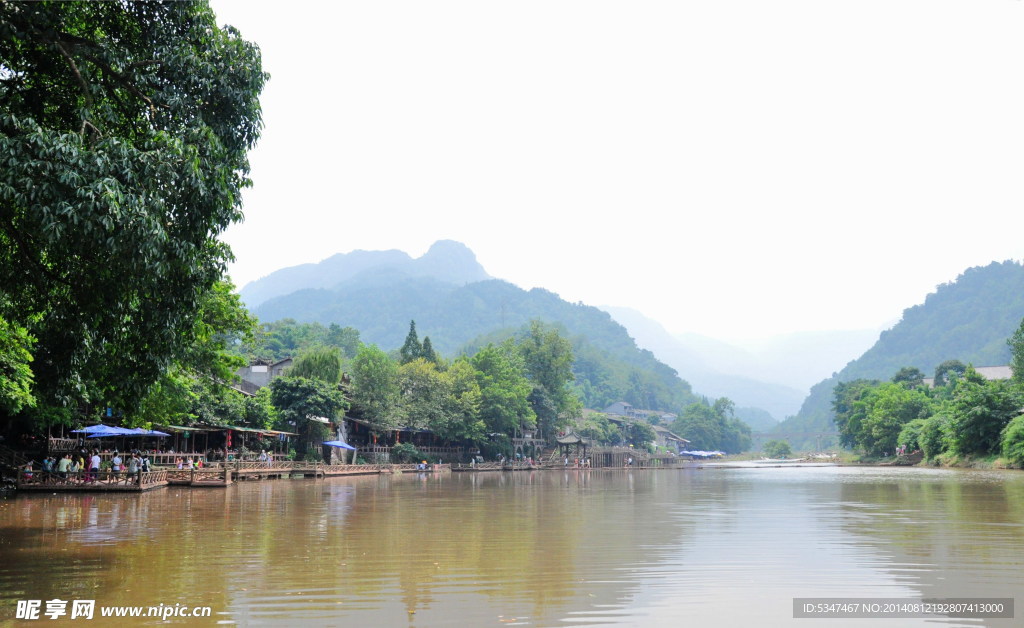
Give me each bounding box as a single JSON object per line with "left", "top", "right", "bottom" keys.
{"left": 212, "top": 0, "right": 1024, "bottom": 342}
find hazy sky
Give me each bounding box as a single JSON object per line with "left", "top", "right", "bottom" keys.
{"left": 211, "top": 1, "right": 1024, "bottom": 341}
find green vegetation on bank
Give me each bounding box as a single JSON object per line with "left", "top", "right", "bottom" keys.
{"left": 0, "top": 1, "right": 266, "bottom": 433}
{"left": 777, "top": 261, "right": 1024, "bottom": 450}
{"left": 833, "top": 318, "right": 1024, "bottom": 467}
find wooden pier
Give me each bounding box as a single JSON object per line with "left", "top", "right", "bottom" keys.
{"left": 17, "top": 470, "right": 169, "bottom": 492}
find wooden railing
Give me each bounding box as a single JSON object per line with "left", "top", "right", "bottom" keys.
{"left": 47, "top": 437, "right": 79, "bottom": 452}
{"left": 167, "top": 468, "right": 229, "bottom": 484}
{"left": 17, "top": 470, "right": 167, "bottom": 488}
{"left": 0, "top": 443, "right": 30, "bottom": 471}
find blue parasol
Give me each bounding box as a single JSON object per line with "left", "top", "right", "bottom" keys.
{"left": 322, "top": 440, "right": 356, "bottom": 450}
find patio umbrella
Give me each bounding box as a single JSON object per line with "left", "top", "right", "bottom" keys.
{"left": 122, "top": 428, "right": 170, "bottom": 437}
{"left": 73, "top": 424, "right": 132, "bottom": 436}
{"left": 322, "top": 440, "right": 356, "bottom": 450}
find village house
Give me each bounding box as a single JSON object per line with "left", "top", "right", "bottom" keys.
{"left": 922, "top": 365, "right": 1013, "bottom": 388}
{"left": 236, "top": 357, "right": 294, "bottom": 391}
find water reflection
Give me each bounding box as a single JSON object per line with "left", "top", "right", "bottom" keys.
{"left": 1, "top": 467, "right": 1022, "bottom": 626}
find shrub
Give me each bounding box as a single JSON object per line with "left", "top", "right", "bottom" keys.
{"left": 897, "top": 418, "right": 927, "bottom": 452}
{"left": 391, "top": 442, "right": 421, "bottom": 463}
{"left": 763, "top": 440, "right": 792, "bottom": 458}
{"left": 919, "top": 414, "right": 950, "bottom": 460}
{"left": 1000, "top": 414, "right": 1024, "bottom": 468}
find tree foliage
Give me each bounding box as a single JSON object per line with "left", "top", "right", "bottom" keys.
{"left": 350, "top": 344, "right": 401, "bottom": 433}
{"left": 762, "top": 440, "right": 792, "bottom": 458}
{"left": 945, "top": 367, "right": 1022, "bottom": 456}
{"left": 290, "top": 346, "right": 343, "bottom": 384}
{"left": 472, "top": 342, "right": 535, "bottom": 435}
{"left": 670, "top": 398, "right": 750, "bottom": 453}
{"left": 934, "top": 360, "right": 967, "bottom": 388}
{"left": 892, "top": 367, "right": 925, "bottom": 389}
{"left": 517, "top": 320, "right": 580, "bottom": 437}
{"left": 399, "top": 320, "right": 422, "bottom": 364}
{"left": 0, "top": 1, "right": 266, "bottom": 411}
{"left": 0, "top": 316, "right": 35, "bottom": 413}
{"left": 269, "top": 376, "right": 347, "bottom": 454}
{"left": 1000, "top": 414, "right": 1024, "bottom": 467}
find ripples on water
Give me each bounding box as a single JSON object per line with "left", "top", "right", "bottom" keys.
{"left": 1, "top": 466, "right": 1022, "bottom": 627}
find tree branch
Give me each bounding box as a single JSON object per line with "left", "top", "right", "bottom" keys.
{"left": 54, "top": 40, "right": 93, "bottom": 110}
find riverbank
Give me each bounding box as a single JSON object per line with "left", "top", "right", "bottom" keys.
{"left": 843, "top": 451, "right": 1022, "bottom": 471}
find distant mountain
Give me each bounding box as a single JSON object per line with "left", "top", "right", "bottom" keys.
{"left": 601, "top": 306, "right": 802, "bottom": 422}
{"left": 734, "top": 407, "right": 779, "bottom": 432}
{"left": 777, "top": 261, "right": 1024, "bottom": 447}
{"left": 240, "top": 240, "right": 490, "bottom": 308}
{"left": 681, "top": 329, "right": 883, "bottom": 392}
{"left": 252, "top": 271, "right": 703, "bottom": 413}
{"left": 601, "top": 306, "right": 880, "bottom": 424}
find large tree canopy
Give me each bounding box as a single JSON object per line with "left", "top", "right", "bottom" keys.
{"left": 0, "top": 1, "right": 266, "bottom": 409}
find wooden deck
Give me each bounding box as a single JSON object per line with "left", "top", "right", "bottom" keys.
{"left": 17, "top": 470, "right": 169, "bottom": 492}
{"left": 14, "top": 461, "right": 457, "bottom": 492}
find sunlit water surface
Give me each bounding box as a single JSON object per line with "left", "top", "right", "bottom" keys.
{"left": 2, "top": 466, "right": 1022, "bottom": 627}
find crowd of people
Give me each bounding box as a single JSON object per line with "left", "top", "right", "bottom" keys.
{"left": 22, "top": 449, "right": 154, "bottom": 484}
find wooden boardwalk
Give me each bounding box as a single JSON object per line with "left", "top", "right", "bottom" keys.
{"left": 17, "top": 470, "right": 169, "bottom": 492}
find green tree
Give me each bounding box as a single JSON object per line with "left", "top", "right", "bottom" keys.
{"left": 860, "top": 383, "right": 934, "bottom": 456}
{"left": 896, "top": 418, "right": 927, "bottom": 453}
{"left": 471, "top": 342, "right": 535, "bottom": 436}
{"left": 350, "top": 344, "right": 401, "bottom": 433}
{"left": 1009, "top": 318, "right": 1024, "bottom": 386}
{"left": 326, "top": 323, "right": 362, "bottom": 359}
{"left": 622, "top": 419, "right": 656, "bottom": 450}
{"left": 0, "top": 1, "right": 267, "bottom": 410}
{"left": 420, "top": 336, "right": 440, "bottom": 365}
{"left": 946, "top": 367, "right": 1023, "bottom": 456}
{"left": 518, "top": 320, "right": 581, "bottom": 438}
{"left": 0, "top": 316, "right": 35, "bottom": 413}
{"left": 892, "top": 367, "right": 925, "bottom": 389}
{"left": 1000, "top": 414, "right": 1024, "bottom": 467}
{"left": 934, "top": 360, "right": 967, "bottom": 388}
{"left": 438, "top": 358, "right": 485, "bottom": 443}
{"left": 576, "top": 412, "right": 621, "bottom": 445}
{"left": 762, "top": 440, "right": 792, "bottom": 458}
{"left": 399, "top": 320, "right": 422, "bottom": 364}
{"left": 290, "top": 346, "right": 343, "bottom": 384}
{"left": 398, "top": 358, "right": 446, "bottom": 431}
{"left": 132, "top": 279, "right": 255, "bottom": 426}
{"left": 269, "top": 376, "right": 347, "bottom": 456}
{"left": 832, "top": 379, "right": 881, "bottom": 449}
{"left": 671, "top": 403, "right": 723, "bottom": 451}
{"left": 919, "top": 413, "right": 951, "bottom": 460}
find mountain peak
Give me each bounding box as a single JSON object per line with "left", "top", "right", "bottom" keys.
{"left": 239, "top": 241, "right": 490, "bottom": 307}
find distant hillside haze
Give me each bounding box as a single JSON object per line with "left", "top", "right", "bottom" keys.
{"left": 239, "top": 240, "right": 491, "bottom": 308}
{"left": 776, "top": 260, "right": 1024, "bottom": 445}
{"left": 602, "top": 306, "right": 878, "bottom": 422}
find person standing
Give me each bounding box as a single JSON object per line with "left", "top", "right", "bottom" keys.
{"left": 89, "top": 450, "right": 101, "bottom": 483}
{"left": 111, "top": 451, "right": 122, "bottom": 478}
{"left": 57, "top": 453, "right": 72, "bottom": 482}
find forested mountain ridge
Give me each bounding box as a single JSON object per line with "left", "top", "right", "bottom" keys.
{"left": 251, "top": 274, "right": 704, "bottom": 413}
{"left": 776, "top": 261, "right": 1024, "bottom": 444}
{"left": 240, "top": 240, "right": 491, "bottom": 307}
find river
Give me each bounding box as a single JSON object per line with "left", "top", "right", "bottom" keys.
{"left": 1, "top": 466, "right": 1022, "bottom": 627}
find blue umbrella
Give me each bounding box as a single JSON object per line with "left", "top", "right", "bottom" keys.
{"left": 72, "top": 424, "right": 128, "bottom": 435}
{"left": 322, "top": 440, "right": 356, "bottom": 450}
{"left": 123, "top": 427, "right": 169, "bottom": 437}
